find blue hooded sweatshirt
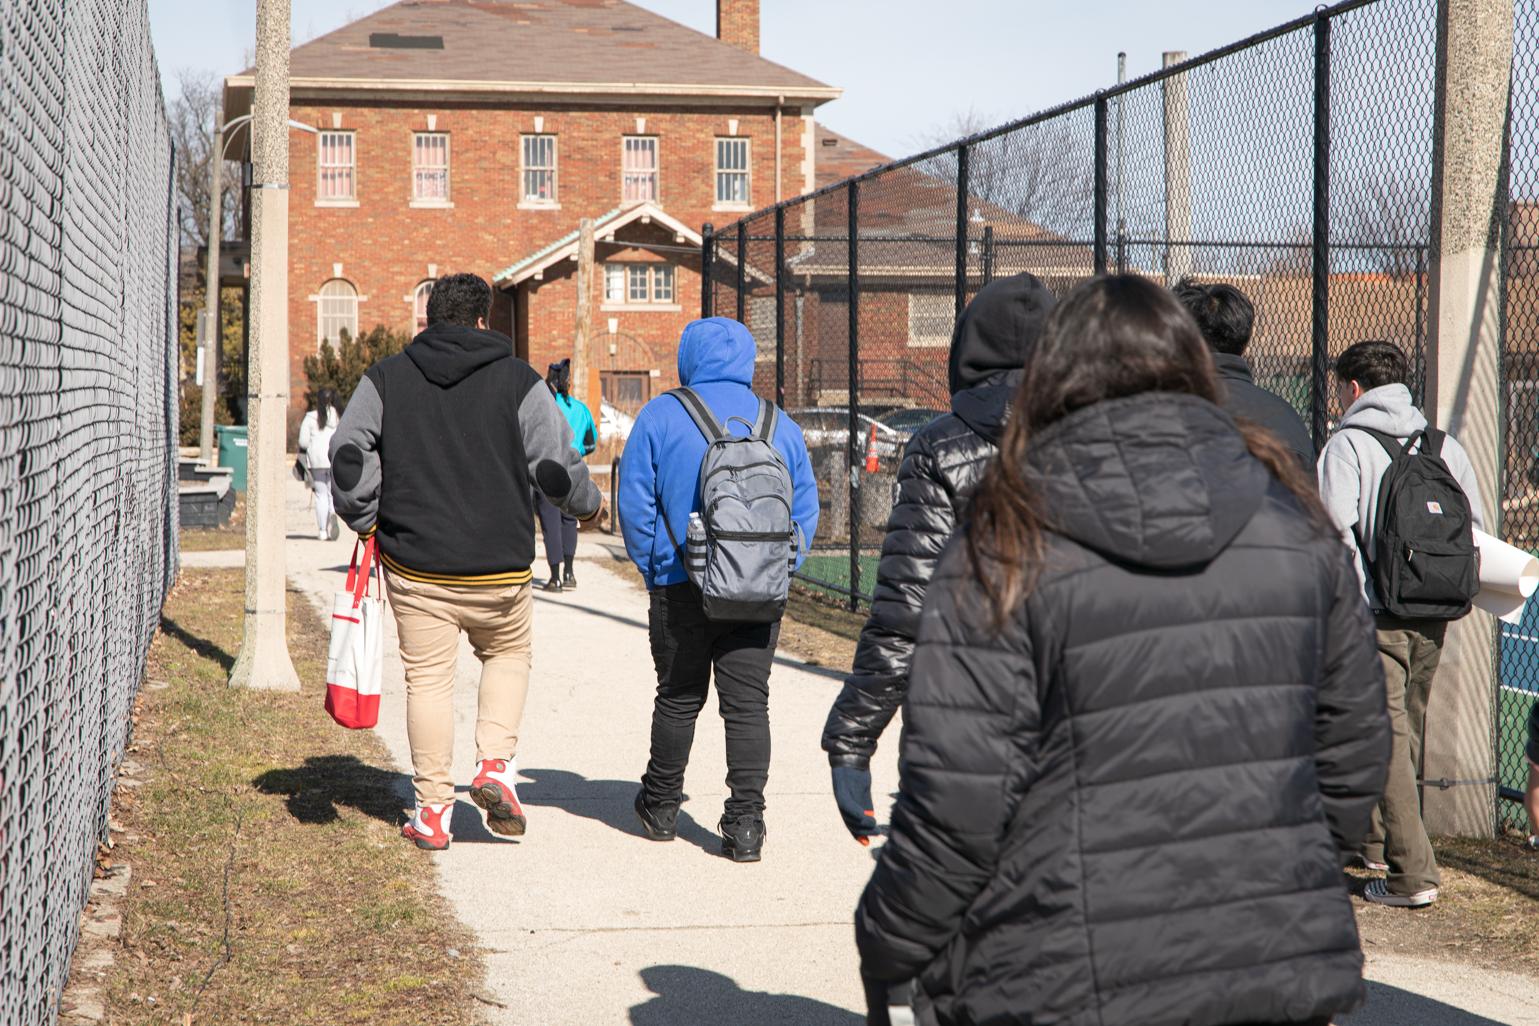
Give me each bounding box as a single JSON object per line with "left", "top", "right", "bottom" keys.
{"left": 619, "top": 317, "right": 819, "bottom": 590}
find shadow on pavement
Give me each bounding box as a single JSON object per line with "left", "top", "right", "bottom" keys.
{"left": 1340, "top": 982, "right": 1515, "bottom": 1025}
{"left": 517, "top": 768, "right": 721, "bottom": 855}
{"left": 629, "top": 966, "right": 862, "bottom": 1026}
{"left": 253, "top": 754, "right": 410, "bottom": 827}
{"left": 159, "top": 615, "right": 235, "bottom": 671}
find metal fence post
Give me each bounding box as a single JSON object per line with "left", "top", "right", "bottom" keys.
{"left": 847, "top": 179, "right": 861, "bottom": 612}
{"left": 1094, "top": 93, "right": 1109, "bottom": 276}
{"left": 955, "top": 143, "right": 970, "bottom": 321}
{"left": 983, "top": 225, "right": 995, "bottom": 285}
{"left": 701, "top": 222, "right": 715, "bottom": 318}
{"left": 1309, "top": 12, "right": 1332, "bottom": 450}
{"left": 736, "top": 220, "right": 748, "bottom": 325}
{"left": 774, "top": 205, "right": 786, "bottom": 409}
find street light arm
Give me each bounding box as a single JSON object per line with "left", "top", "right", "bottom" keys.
{"left": 219, "top": 116, "right": 316, "bottom": 160}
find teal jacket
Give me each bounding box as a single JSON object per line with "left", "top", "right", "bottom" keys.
{"left": 555, "top": 391, "right": 597, "bottom": 456}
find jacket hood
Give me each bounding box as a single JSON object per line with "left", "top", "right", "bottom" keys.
{"left": 950, "top": 371, "right": 1019, "bottom": 444}
{"left": 406, "top": 323, "right": 513, "bottom": 387}
{"left": 1028, "top": 393, "right": 1268, "bottom": 570}
{"left": 677, "top": 317, "right": 756, "bottom": 388}
{"left": 1339, "top": 383, "right": 1426, "bottom": 437}
{"left": 1213, "top": 352, "right": 1255, "bottom": 384}
{"left": 948, "top": 272, "right": 1057, "bottom": 394}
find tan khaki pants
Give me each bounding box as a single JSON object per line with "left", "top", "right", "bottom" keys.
{"left": 385, "top": 571, "right": 533, "bottom": 806}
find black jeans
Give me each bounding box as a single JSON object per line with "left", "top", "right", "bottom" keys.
{"left": 641, "top": 583, "right": 781, "bottom": 821}
{"left": 535, "top": 492, "right": 577, "bottom": 571}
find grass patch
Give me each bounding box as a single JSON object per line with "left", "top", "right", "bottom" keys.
{"left": 97, "top": 567, "right": 481, "bottom": 1025}
{"left": 179, "top": 495, "right": 246, "bottom": 552}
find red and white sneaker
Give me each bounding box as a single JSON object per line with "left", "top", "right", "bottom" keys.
{"left": 402, "top": 802, "right": 454, "bottom": 851}
{"left": 470, "top": 758, "right": 526, "bottom": 838}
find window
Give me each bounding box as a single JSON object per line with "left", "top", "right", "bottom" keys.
{"left": 907, "top": 293, "right": 954, "bottom": 348}
{"left": 521, "top": 134, "right": 558, "bottom": 204}
{"left": 412, "top": 133, "right": 449, "bottom": 202}
{"left": 318, "top": 131, "right": 356, "bottom": 201}
{"left": 604, "top": 263, "right": 675, "bottom": 306}
{"left": 715, "top": 138, "right": 750, "bottom": 207}
{"left": 413, "top": 280, "right": 434, "bottom": 334}
{"left": 622, "top": 136, "right": 659, "bottom": 203}
{"left": 601, "top": 371, "right": 651, "bottom": 411}
{"left": 318, "top": 279, "right": 358, "bottom": 346}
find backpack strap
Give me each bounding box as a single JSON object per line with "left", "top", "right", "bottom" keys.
{"left": 1421, "top": 428, "right": 1445, "bottom": 459}
{"left": 666, "top": 387, "right": 726, "bottom": 443}
{"left": 752, "top": 399, "right": 780, "bottom": 443}
{"left": 1347, "top": 425, "right": 1412, "bottom": 460}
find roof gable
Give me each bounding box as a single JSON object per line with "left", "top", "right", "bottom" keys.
{"left": 495, "top": 202, "right": 703, "bottom": 285}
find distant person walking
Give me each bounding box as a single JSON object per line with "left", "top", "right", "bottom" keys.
{"left": 821, "top": 273, "right": 1055, "bottom": 845}
{"left": 856, "top": 276, "right": 1389, "bottom": 1026}
{"left": 330, "top": 273, "right": 602, "bottom": 850}
{"left": 1317, "top": 340, "right": 1485, "bottom": 908}
{"left": 299, "top": 388, "right": 340, "bottom": 540}
{"left": 618, "top": 317, "right": 819, "bottom": 863}
{"left": 536, "top": 358, "right": 597, "bottom": 592}
{"left": 1174, "top": 277, "right": 1315, "bottom": 469}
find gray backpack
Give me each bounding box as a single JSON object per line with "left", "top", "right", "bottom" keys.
{"left": 663, "top": 387, "right": 800, "bottom": 623}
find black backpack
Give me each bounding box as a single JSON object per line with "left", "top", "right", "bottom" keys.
{"left": 1352, "top": 427, "right": 1479, "bottom": 620}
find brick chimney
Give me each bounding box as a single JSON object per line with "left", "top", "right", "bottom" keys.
{"left": 716, "top": 0, "right": 759, "bottom": 56}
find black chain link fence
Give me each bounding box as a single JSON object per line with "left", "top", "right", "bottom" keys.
{"left": 0, "top": 0, "right": 179, "bottom": 1019}
{"left": 706, "top": 0, "right": 1539, "bottom": 825}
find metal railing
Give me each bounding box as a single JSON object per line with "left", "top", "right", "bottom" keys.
{"left": 0, "top": 0, "right": 180, "bottom": 1019}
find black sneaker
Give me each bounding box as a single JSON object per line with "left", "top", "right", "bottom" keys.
{"left": 563, "top": 569, "right": 577, "bottom": 590}
{"left": 542, "top": 577, "right": 563, "bottom": 593}
{"left": 719, "top": 813, "right": 765, "bottom": 863}
{"left": 634, "top": 790, "right": 678, "bottom": 842}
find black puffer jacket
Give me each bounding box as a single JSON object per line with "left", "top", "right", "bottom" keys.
{"left": 855, "top": 394, "right": 1389, "bottom": 1026}
{"left": 823, "top": 273, "right": 1056, "bottom": 768}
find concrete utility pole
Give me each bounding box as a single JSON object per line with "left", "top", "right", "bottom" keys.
{"left": 231, "top": 0, "right": 299, "bottom": 691}
{"left": 1422, "top": 0, "right": 1513, "bottom": 835}
{"left": 1161, "top": 51, "right": 1193, "bottom": 285}
{"left": 573, "top": 217, "right": 597, "bottom": 417}
{"left": 199, "top": 117, "right": 223, "bottom": 467}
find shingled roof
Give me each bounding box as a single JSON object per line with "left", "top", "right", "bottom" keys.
{"left": 226, "top": 0, "right": 838, "bottom": 104}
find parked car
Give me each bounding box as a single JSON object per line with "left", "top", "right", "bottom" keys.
{"left": 789, "top": 407, "right": 907, "bottom": 463}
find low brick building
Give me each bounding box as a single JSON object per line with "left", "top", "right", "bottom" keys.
{"left": 221, "top": 0, "right": 840, "bottom": 417}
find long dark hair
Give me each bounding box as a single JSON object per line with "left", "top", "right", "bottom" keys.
{"left": 965, "top": 275, "right": 1326, "bottom": 627}
{"left": 311, "top": 387, "right": 337, "bottom": 423}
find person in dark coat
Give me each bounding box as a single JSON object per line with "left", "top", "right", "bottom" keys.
{"left": 1175, "top": 277, "right": 1315, "bottom": 469}
{"left": 821, "top": 273, "right": 1057, "bottom": 843}
{"left": 855, "top": 275, "right": 1390, "bottom": 1026}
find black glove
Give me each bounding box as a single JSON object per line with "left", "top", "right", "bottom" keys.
{"left": 832, "top": 763, "right": 878, "bottom": 845}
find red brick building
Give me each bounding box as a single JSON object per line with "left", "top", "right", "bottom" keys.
{"left": 221, "top": 0, "right": 840, "bottom": 417}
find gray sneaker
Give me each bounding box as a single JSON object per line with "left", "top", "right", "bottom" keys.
{"left": 1363, "top": 878, "right": 1437, "bottom": 907}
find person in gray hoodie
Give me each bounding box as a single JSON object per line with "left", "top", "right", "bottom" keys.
{"left": 1317, "top": 339, "right": 1486, "bottom": 909}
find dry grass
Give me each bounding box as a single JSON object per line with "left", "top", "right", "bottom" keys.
{"left": 97, "top": 568, "right": 482, "bottom": 1025}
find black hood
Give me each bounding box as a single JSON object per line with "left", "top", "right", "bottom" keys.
{"left": 947, "top": 272, "right": 1057, "bottom": 394}
{"left": 1027, "top": 393, "right": 1267, "bottom": 570}
{"left": 406, "top": 323, "right": 513, "bottom": 388}
{"left": 950, "top": 370, "right": 1019, "bottom": 444}
{"left": 1212, "top": 351, "right": 1255, "bottom": 385}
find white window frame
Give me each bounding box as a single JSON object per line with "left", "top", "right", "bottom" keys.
{"left": 603, "top": 264, "right": 626, "bottom": 303}
{"left": 317, "top": 279, "right": 359, "bottom": 348}
{"left": 714, "top": 137, "right": 751, "bottom": 210}
{"left": 521, "top": 134, "right": 559, "bottom": 207}
{"left": 411, "top": 132, "right": 451, "bottom": 206}
{"left": 622, "top": 136, "right": 659, "bottom": 204}
{"left": 413, "top": 280, "right": 434, "bottom": 334}
{"left": 601, "top": 263, "right": 680, "bottom": 311}
{"left": 907, "top": 293, "right": 954, "bottom": 348}
{"left": 627, "top": 265, "right": 651, "bottom": 303}
{"left": 317, "top": 131, "right": 357, "bottom": 206}
{"left": 652, "top": 264, "right": 675, "bottom": 303}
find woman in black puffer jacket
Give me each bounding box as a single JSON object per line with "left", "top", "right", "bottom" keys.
{"left": 822, "top": 273, "right": 1057, "bottom": 842}
{"left": 856, "top": 276, "right": 1390, "bottom": 1026}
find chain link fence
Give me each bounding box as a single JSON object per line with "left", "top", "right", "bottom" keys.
{"left": 705, "top": 0, "right": 1539, "bottom": 826}
{"left": 0, "top": 0, "right": 179, "bottom": 1019}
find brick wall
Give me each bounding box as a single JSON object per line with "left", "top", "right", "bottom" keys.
{"left": 284, "top": 98, "right": 808, "bottom": 411}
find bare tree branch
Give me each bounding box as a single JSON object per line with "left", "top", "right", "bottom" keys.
{"left": 169, "top": 69, "right": 239, "bottom": 255}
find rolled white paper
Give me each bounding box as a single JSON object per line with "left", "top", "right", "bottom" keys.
{"left": 1472, "top": 528, "right": 1539, "bottom": 624}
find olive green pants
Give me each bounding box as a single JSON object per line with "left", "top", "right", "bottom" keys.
{"left": 1363, "top": 616, "right": 1444, "bottom": 896}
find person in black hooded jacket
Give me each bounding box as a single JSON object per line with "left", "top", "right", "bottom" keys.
{"left": 855, "top": 276, "right": 1390, "bottom": 1026}
{"left": 821, "top": 273, "right": 1057, "bottom": 843}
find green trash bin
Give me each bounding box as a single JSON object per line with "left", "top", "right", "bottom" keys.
{"left": 216, "top": 425, "right": 250, "bottom": 492}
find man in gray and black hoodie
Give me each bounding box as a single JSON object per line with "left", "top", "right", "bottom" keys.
{"left": 330, "top": 272, "right": 601, "bottom": 850}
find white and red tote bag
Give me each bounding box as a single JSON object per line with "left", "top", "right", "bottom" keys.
{"left": 325, "top": 536, "right": 385, "bottom": 729}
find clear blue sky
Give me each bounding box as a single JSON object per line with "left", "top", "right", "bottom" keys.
{"left": 150, "top": 0, "right": 1310, "bottom": 161}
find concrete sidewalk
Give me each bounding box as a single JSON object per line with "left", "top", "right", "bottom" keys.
{"left": 276, "top": 477, "right": 1537, "bottom": 1026}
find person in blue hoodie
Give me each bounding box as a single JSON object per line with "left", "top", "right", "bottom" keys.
{"left": 537, "top": 358, "right": 597, "bottom": 592}
{"left": 619, "top": 317, "right": 819, "bottom": 862}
